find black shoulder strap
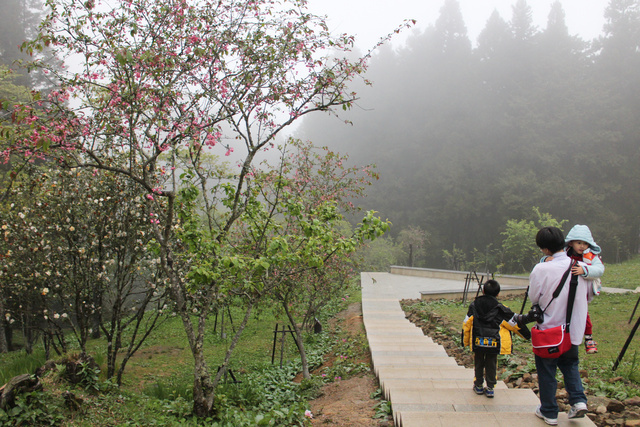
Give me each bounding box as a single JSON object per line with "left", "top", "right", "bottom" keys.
{"left": 542, "top": 261, "right": 575, "bottom": 312}
{"left": 565, "top": 269, "right": 579, "bottom": 333}
{"left": 552, "top": 261, "right": 575, "bottom": 299}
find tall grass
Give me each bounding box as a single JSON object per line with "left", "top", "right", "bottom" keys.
{"left": 0, "top": 349, "right": 47, "bottom": 385}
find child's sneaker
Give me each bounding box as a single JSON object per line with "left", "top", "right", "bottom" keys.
{"left": 585, "top": 339, "right": 598, "bottom": 354}
{"left": 473, "top": 385, "right": 484, "bottom": 395}
{"left": 484, "top": 387, "right": 494, "bottom": 398}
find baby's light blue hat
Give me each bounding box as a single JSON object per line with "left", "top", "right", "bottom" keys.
{"left": 565, "top": 224, "right": 601, "bottom": 254}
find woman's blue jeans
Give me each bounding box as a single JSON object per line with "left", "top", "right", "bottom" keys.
{"left": 534, "top": 345, "right": 587, "bottom": 418}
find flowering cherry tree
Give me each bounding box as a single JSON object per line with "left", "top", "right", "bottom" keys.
{"left": 0, "top": 172, "right": 50, "bottom": 354}
{"left": 0, "top": 162, "right": 168, "bottom": 384}
{"left": 252, "top": 139, "right": 385, "bottom": 379}
{"left": 3, "top": 0, "right": 402, "bottom": 417}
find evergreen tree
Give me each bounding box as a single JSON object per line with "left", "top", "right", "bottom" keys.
{"left": 510, "top": 0, "right": 537, "bottom": 43}
{"left": 0, "top": 0, "right": 45, "bottom": 88}
{"left": 295, "top": 0, "right": 640, "bottom": 265}
{"left": 433, "top": 0, "right": 472, "bottom": 55}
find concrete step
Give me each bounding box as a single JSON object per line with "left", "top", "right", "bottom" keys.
{"left": 375, "top": 365, "right": 471, "bottom": 380}
{"left": 364, "top": 321, "right": 417, "bottom": 329}
{"left": 380, "top": 378, "right": 508, "bottom": 401}
{"left": 368, "top": 344, "right": 446, "bottom": 354}
{"left": 371, "top": 352, "right": 449, "bottom": 363}
{"left": 365, "top": 327, "right": 425, "bottom": 336}
{"left": 387, "top": 387, "right": 538, "bottom": 406}
{"left": 372, "top": 355, "right": 460, "bottom": 369}
{"left": 395, "top": 410, "right": 596, "bottom": 427}
{"left": 366, "top": 335, "right": 436, "bottom": 345}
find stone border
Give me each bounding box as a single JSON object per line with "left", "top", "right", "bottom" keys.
{"left": 389, "top": 266, "right": 529, "bottom": 301}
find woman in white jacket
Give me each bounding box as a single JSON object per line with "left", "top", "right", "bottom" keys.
{"left": 542, "top": 224, "right": 604, "bottom": 353}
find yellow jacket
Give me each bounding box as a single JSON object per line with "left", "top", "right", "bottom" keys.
{"left": 462, "top": 313, "right": 527, "bottom": 355}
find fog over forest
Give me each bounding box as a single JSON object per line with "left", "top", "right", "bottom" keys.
{"left": 296, "top": 0, "right": 640, "bottom": 270}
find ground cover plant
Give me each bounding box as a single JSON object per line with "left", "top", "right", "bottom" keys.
{"left": 0, "top": 282, "right": 369, "bottom": 426}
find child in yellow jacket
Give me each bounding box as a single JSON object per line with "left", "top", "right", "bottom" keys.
{"left": 462, "top": 280, "right": 530, "bottom": 397}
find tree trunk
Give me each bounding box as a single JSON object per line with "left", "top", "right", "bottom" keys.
{"left": 91, "top": 311, "right": 101, "bottom": 339}
{"left": 186, "top": 302, "right": 255, "bottom": 417}
{"left": 21, "top": 310, "right": 35, "bottom": 355}
{"left": 5, "top": 323, "right": 13, "bottom": 351}
{"left": 409, "top": 244, "right": 414, "bottom": 267}
{"left": 0, "top": 374, "right": 41, "bottom": 410}
{"left": 115, "top": 301, "right": 163, "bottom": 386}
{"left": 154, "top": 204, "right": 256, "bottom": 418}
{"left": 284, "top": 302, "right": 309, "bottom": 379}
{"left": 0, "top": 299, "right": 7, "bottom": 353}
{"left": 0, "top": 324, "right": 7, "bottom": 353}
{"left": 191, "top": 351, "right": 215, "bottom": 418}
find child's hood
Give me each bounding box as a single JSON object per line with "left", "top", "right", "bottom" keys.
{"left": 565, "top": 224, "right": 601, "bottom": 254}
{"left": 473, "top": 294, "right": 499, "bottom": 316}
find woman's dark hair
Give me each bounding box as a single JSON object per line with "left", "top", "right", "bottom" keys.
{"left": 483, "top": 279, "right": 500, "bottom": 297}
{"left": 535, "top": 226, "right": 565, "bottom": 253}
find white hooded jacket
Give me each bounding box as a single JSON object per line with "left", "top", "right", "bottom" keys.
{"left": 529, "top": 251, "right": 595, "bottom": 345}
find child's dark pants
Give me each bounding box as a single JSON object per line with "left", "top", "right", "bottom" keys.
{"left": 474, "top": 352, "right": 498, "bottom": 388}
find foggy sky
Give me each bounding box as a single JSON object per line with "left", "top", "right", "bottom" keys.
{"left": 306, "top": 0, "right": 608, "bottom": 50}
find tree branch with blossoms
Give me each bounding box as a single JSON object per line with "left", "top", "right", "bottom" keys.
{"left": 2, "top": 0, "right": 408, "bottom": 418}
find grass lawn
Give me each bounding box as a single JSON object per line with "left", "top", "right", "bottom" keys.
{"left": 0, "top": 286, "right": 364, "bottom": 426}
{"left": 0, "top": 304, "right": 302, "bottom": 393}
{"left": 600, "top": 256, "right": 640, "bottom": 290}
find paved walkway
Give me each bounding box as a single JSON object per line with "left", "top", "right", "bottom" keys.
{"left": 361, "top": 272, "right": 596, "bottom": 427}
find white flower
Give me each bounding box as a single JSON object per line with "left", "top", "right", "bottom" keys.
{"left": 61, "top": 313, "right": 68, "bottom": 318}
{"left": 18, "top": 212, "right": 25, "bottom": 219}
{"left": 54, "top": 313, "right": 60, "bottom": 319}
